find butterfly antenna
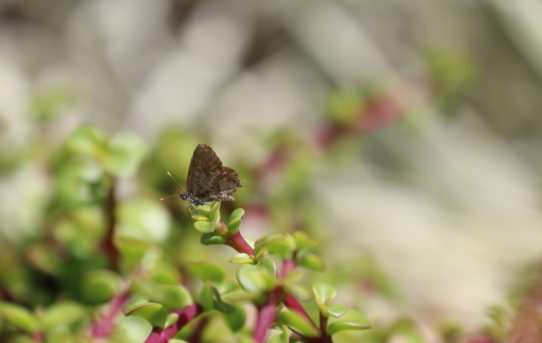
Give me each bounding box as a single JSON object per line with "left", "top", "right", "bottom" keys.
{"left": 166, "top": 171, "right": 184, "bottom": 188}
{"left": 160, "top": 194, "right": 178, "bottom": 201}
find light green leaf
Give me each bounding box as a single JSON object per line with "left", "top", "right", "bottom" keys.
{"left": 42, "top": 302, "right": 85, "bottom": 330}
{"left": 278, "top": 309, "right": 318, "bottom": 338}
{"left": 65, "top": 126, "right": 107, "bottom": 157}
{"left": 327, "top": 309, "right": 370, "bottom": 335}
{"left": 0, "top": 303, "right": 39, "bottom": 332}
{"left": 312, "top": 282, "right": 336, "bottom": 305}
{"left": 292, "top": 231, "right": 317, "bottom": 251}
{"left": 115, "top": 235, "right": 152, "bottom": 264}
{"left": 155, "top": 285, "right": 192, "bottom": 310}
{"left": 81, "top": 270, "right": 121, "bottom": 304}
{"left": 230, "top": 253, "right": 253, "bottom": 264}
{"left": 297, "top": 253, "right": 324, "bottom": 272}
{"left": 236, "top": 265, "right": 272, "bottom": 293}
{"left": 227, "top": 208, "right": 245, "bottom": 234}
{"left": 194, "top": 220, "right": 216, "bottom": 234}
{"left": 189, "top": 262, "right": 225, "bottom": 283}
{"left": 319, "top": 303, "right": 347, "bottom": 318}
{"left": 103, "top": 132, "right": 148, "bottom": 177}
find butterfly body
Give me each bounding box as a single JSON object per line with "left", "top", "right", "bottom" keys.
{"left": 180, "top": 144, "right": 241, "bottom": 206}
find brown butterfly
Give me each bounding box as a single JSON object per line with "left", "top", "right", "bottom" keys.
{"left": 162, "top": 144, "right": 242, "bottom": 206}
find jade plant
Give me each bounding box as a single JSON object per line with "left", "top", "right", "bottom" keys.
{"left": 0, "top": 125, "right": 370, "bottom": 343}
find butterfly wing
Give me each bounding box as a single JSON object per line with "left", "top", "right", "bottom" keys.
{"left": 186, "top": 144, "right": 227, "bottom": 202}
{"left": 211, "top": 166, "right": 242, "bottom": 201}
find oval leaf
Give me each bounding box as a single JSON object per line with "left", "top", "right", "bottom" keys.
{"left": 312, "top": 282, "right": 336, "bottom": 305}
{"left": 278, "top": 309, "right": 318, "bottom": 338}
{"left": 189, "top": 262, "right": 225, "bottom": 283}
{"left": 0, "top": 303, "right": 38, "bottom": 332}
{"left": 327, "top": 309, "right": 371, "bottom": 335}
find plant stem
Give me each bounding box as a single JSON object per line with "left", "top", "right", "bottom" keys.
{"left": 188, "top": 315, "right": 209, "bottom": 343}
{"left": 253, "top": 286, "right": 283, "bottom": 343}
{"left": 90, "top": 289, "right": 130, "bottom": 338}
{"left": 102, "top": 174, "right": 119, "bottom": 271}
{"left": 145, "top": 303, "right": 203, "bottom": 343}
{"left": 227, "top": 230, "right": 254, "bottom": 256}
{"left": 31, "top": 331, "right": 44, "bottom": 342}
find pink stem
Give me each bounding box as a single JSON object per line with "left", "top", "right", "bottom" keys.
{"left": 90, "top": 289, "right": 130, "bottom": 338}
{"left": 279, "top": 259, "right": 296, "bottom": 279}
{"left": 145, "top": 304, "right": 203, "bottom": 343}
{"left": 283, "top": 293, "right": 313, "bottom": 323}
{"left": 253, "top": 286, "right": 283, "bottom": 343}
{"left": 228, "top": 231, "right": 254, "bottom": 256}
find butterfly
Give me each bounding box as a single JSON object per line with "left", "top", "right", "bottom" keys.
{"left": 161, "top": 144, "right": 242, "bottom": 207}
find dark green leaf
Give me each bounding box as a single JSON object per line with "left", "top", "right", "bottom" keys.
{"left": 201, "top": 232, "right": 227, "bottom": 245}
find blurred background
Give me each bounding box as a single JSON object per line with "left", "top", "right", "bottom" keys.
{"left": 1, "top": 0, "right": 542, "bottom": 341}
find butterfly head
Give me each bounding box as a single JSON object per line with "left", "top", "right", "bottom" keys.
{"left": 180, "top": 192, "right": 190, "bottom": 201}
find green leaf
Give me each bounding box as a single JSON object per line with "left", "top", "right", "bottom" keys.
{"left": 261, "top": 234, "right": 296, "bottom": 259}
{"left": 292, "top": 232, "right": 317, "bottom": 251}
{"left": 223, "top": 304, "right": 246, "bottom": 332}
{"left": 278, "top": 309, "right": 318, "bottom": 338}
{"left": 297, "top": 253, "right": 324, "bottom": 272}
{"left": 189, "top": 262, "right": 225, "bottom": 283}
{"left": 319, "top": 303, "right": 347, "bottom": 318}
{"left": 257, "top": 256, "right": 276, "bottom": 276}
{"left": 194, "top": 220, "right": 216, "bottom": 234}
{"left": 312, "top": 282, "right": 336, "bottom": 305}
{"left": 164, "top": 313, "right": 179, "bottom": 327}
{"left": 103, "top": 132, "right": 148, "bottom": 177}
{"left": 229, "top": 253, "right": 253, "bottom": 264}
{"left": 236, "top": 265, "right": 272, "bottom": 293}
{"left": 227, "top": 208, "right": 245, "bottom": 234}
{"left": 117, "top": 199, "right": 171, "bottom": 243}
{"left": 42, "top": 301, "right": 85, "bottom": 330}
{"left": 116, "top": 316, "right": 154, "bottom": 343}
{"left": 201, "top": 232, "right": 227, "bottom": 245}
{"left": 0, "top": 303, "right": 39, "bottom": 332}
{"left": 211, "top": 287, "right": 235, "bottom": 313}
{"left": 125, "top": 302, "right": 163, "bottom": 319}
{"left": 115, "top": 235, "right": 152, "bottom": 264}
{"left": 81, "top": 270, "right": 121, "bottom": 304}
{"left": 65, "top": 126, "right": 107, "bottom": 157}
{"left": 199, "top": 283, "right": 214, "bottom": 312}
{"left": 155, "top": 285, "right": 193, "bottom": 310}
{"left": 124, "top": 302, "right": 168, "bottom": 328}
{"left": 327, "top": 309, "right": 371, "bottom": 335}
{"left": 149, "top": 263, "right": 180, "bottom": 285}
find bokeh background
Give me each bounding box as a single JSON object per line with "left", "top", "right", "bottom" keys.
{"left": 2, "top": 0, "right": 542, "bottom": 341}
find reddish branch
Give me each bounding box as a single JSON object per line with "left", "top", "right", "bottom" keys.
{"left": 253, "top": 286, "right": 283, "bottom": 343}
{"left": 102, "top": 175, "right": 120, "bottom": 271}
{"left": 90, "top": 289, "right": 130, "bottom": 338}
{"left": 227, "top": 230, "right": 254, "bottom": 256}
{"left": 145, "top": 304, "right": 203, "bottom": 343}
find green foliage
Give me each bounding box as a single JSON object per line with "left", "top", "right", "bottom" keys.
{"left": 0, "top": 124, "right": 377, "bottom": 343}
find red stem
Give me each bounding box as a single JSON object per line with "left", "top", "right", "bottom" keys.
{"left": 145, "top": 304, "right": 203, "bottom": 343}
{"left": 253, "top": 286, "right": 283, "bottom": 343}
{"left": 283, "top": 293, "right": 313, "bottom": 323}
{"left": 90, "top": 289, "right": 130, "bottom": 338}
{"left": 228, "top": 231, "right": 254, "bottom": 256}
{"left": 102, "top": 175, "right": 120, "bottom": 271}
